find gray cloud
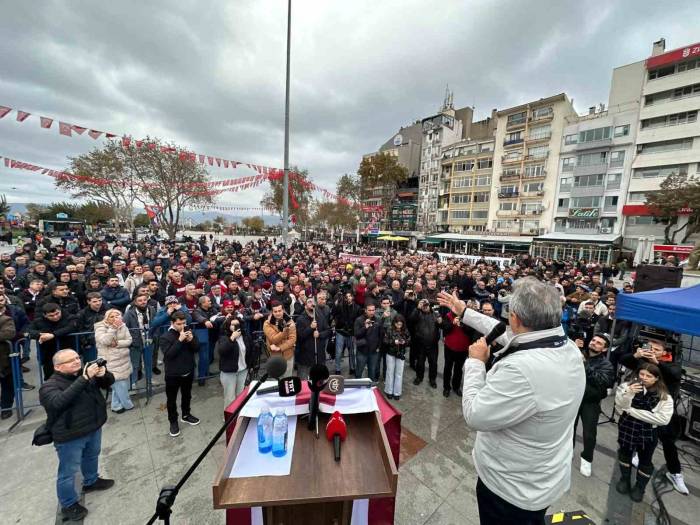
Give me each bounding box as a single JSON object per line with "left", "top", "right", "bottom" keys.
{"left": 1, "top": 0, "right": 699, "bottom": 211}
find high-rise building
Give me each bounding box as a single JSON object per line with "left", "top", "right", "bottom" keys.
{"left": 489, "top": 94, "right": 577, "bottom": 237}
{"left": 439, "top": 114, "right": 497, "bottom": 233}
{"left": 417, "top": 89, "right": 473, "bottom": 231}
{"left": 360, "top": 122, "right": 422, "bottom": 232}
{"left": 622, "top": 38, "right": 700, "bottom": 251}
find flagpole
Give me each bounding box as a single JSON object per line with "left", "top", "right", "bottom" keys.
{"left": 282, "top": 0, "right": 291, "bottom": 245}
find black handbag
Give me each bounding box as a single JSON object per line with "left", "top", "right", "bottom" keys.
{"left": 32, "top": 422, "right": 54, "bottom": 446}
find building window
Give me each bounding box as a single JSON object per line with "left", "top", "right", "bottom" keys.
{"left": 564, "top": 133, "right": 578, "bottom": 145}
{"left": 523, "top": 181, "right": 543, "bottom": 193}
{"left": 505, "top": 131, "right": 523, "bottom": 143}
{"left": 500, "top": 184, "right": 518, "bottom": 194}
{"left": 628, "top": 192, "right": 647, "bottom": 203}
{"left": 508, "top": 111, "right": 527, "bottom": 125}
{"left": 451, "top": 195, "right": 471, "bottom": 204}
{"left": 560, "top": 177, "right": 573, "bottom": 191}
{"left": 477, "top": 158, "right": 493, "bottom": 169}
{"left": 637, "top": 138, "right": 693, "bottom": 154}
{"left": 577, "top": 151, "right": 607, "bottom": 166}
{"left": 604, "top": 196, "right": 619, "bottom": 208}
{"left": 479, "top": 143, "right": 493, "bottom": 152}
{"left": 558, "top": 198, "right": 569, "bottom": 208}
{"left": 524, "top": 164, "right": 545, "bottom": 177}
{"left": 609, "top": 150, "right": 625, "bottom": 167}
{"left": 473, "top": 192, "right": 490, "bottom": 203}
{"left": 529, "top": 124, "right": 551, "bottom": 140}
{"left": 499, "top": 202, "right": 516, "bottom": 211}
{"left": 641, "top": 110, "right": 697, "bottom": 129}
{"left": 528, "top": 146, "right": 549, "bottom": 158}
{"left": 628, "top": 216, "right": 655, "bottom": 225}
{"left": 504, "top": 151, "right": 522, "bottom": 161}
{"left": 455, "top": 161, "right": 474, "bottom": 171}
{"left": 532, "top": 107, "right": 553, "bottom": 119}
{"left": 571, "top": 196, "right": 601, "bottom": 208}
{"left": 633, "top": 164, "right": 688, "bottom": 179}
{"left": 574, "top": 174, "right": 604, "bottom": 187}
{"left": 453, "top": 177, "right": 473, "bottom": 188}
{"left": 494, "top": 220, "right": 517, "bottom": 230}
{"left": 472, "top": 210, "right": 488, "bottom": 219}
{"left": 450, "top": 210, "right": 470, "bottom": 219}
{"left": 579, "top": 126, "right": 612, "bottom": 143}
{"left": 606, "top": 172, "right": 622, "bottom": 188}
{"left": 475, "top": 175, "right": 491, "bottom": 186}
{"left": 648, "top": 64, "right": 675, "bottom": 80}
{"left": 613, "top": 125, "right": 630, "bottom": 137}
{"left": 561, "top": 157, "right": 575, "bottom": 171}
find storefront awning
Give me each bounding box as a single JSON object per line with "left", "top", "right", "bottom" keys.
{"left": 533, "top": 232, "right": 621, "bottom": 244}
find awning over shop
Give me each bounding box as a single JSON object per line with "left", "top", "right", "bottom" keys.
{"left": 533, "top": 232, "right": 621, "bottom": 244}
{"left": 423, "top": 233, "right": 533, "bottom": 245}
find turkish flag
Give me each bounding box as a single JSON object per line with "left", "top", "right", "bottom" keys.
{"left": 0, "top": 106, "right": 11, "bottom": 119}
{"left": 216, "top": 158, "right": 221, "bottom": 167}
{"left": 16, "top": 111, "right": 31, "bottom": 122}
{"left": 40, "top": 117, "right": 53, "bottom": 129}
{"left": 223, "top": 160, "right": 229, "bottom": 168}
{"left": 59, "top": 122, "right": 72, "bottom": 136}
{"left": 88, "top": 129, "right": 102, "bottom": 139}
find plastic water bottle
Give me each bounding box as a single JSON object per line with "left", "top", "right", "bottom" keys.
{"left": 257, "top": 408, "right": 273, "bottom": 454}
{"left": 271, "top": 408, "right": 288, "bottom": 457}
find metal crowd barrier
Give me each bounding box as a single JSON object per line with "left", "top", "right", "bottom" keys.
{"left": 7, "top": 320, "right": 266, "bottom": 429}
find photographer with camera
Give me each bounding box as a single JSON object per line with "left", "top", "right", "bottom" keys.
{"left": 39, "top": 349, "right": 115, "bottom": 522}
{"left": 567, "top": 301, "right": 598, "bottom": 349}
{"left": 263, "top": 300, "right": 297, "bottom": 377}
{"left": 573, "top": 334, "right": 615, "bottom": 477}
{"left": 409, "top": 299, "right": 442, "bottom": 388}
{"left": 161, "top": 311, "right": 201, "bottom": 437}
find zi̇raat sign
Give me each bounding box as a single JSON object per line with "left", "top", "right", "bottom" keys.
{"left": 568, "top": 208, "right": 599, "bottom": 218}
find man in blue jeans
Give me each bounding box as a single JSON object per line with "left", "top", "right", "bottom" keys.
{"left": 353, "top": 304, "right": 382, "bottom": 381}
{"left": 39, "top": 349, "right": 115, "bottom": 521}
{"left": 332, "top": 291, "right": 361, "bottom": 375}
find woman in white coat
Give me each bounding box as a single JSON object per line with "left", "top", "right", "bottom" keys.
{"left": 95, "top": 309, "right": 134, "bottom": 413}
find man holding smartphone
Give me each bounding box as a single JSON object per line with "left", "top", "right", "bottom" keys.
{"left": 161, "top": 311, "right": 200, "bottom": 437}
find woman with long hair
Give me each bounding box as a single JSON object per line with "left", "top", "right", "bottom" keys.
{"left": 216, "top": 316, "right": 254, "bottom": 408}
{"left": 94, "top": 309, "right": 134, "bottom": 413}
{"left": 615, "top": 362, "right": 673, "bottom": 501}
{"left": 383, "top": 315, "right": 410, "bottom": 400}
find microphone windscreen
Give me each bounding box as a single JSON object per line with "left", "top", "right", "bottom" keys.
{"left": 325, "top": 411, "right": 347, "bottom": 441}
{"left": 309, "top": 363, "right": 330, "bottom": 391}
{"left": 485, "top": 322, "right": 507, "bottom": 345}
{"left": 324, "top": 375, "right": 345, "bottom": 395}
{"left": 266, "top": 355, "right": 288, "bottom": 379}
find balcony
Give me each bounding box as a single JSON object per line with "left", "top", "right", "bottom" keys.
{"left": 573, "top": 163, "right": 607, "bottom": 176}
{"left": 606, "top": 180, "right": 621, "bottom": 190}
{"left": 575, "top": 138, "right": 612, "bottom": 151}
{"left": 497, "top": 191, "right": 520, "bottom": 199}
{"left": 526, "top": 132, "right": 552, "bottom": 143}
{"left": 559, "top": 184, "right": 572, "bottom": 193}
{"left": 529, "top": 113, "right": 553, "bottom": 123}
{"left": 506, "top": 118, "right": 527, "bottom": 130}
{"left": 497, "top": 210, "right": 519, "bottom": 217}
{"left": 570, "top": 184, "right": 605, "bottom": 198}
{"left": 522, "top": 172, "right": 546, "bottom": 181}
{"left": 556, "top": 206, "right": 569, "bottom": 215}
{"left": 520, "top": 190, "right": 545, "bottom": 198}
{"left": 603, "top": 205, "right": 618, "bottom": 214}
{"left": 519, "top": 208, "right": 544, "bottom": 216}
{"left": 503, "top": 138, "right": 524, "bottom": 147}
{"left": 524, "top": 153, "right": 549, "bottom": 162}
{"left": 501, "top": 156, "right": 522, "bottom": 165}
{"left": 499, "top": 172, "right": 521, "bottom": 182}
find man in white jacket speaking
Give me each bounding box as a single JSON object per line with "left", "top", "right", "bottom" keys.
{"left": 438, "top": 277, "right": 585, "bottom": 525}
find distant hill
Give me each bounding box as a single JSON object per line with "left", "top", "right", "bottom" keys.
{"left": 8, "top": 203, "right": 279, "bottom": 226}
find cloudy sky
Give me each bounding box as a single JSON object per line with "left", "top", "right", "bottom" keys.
{"left": 1, "top": 0, "right": 698, "bottom": 211}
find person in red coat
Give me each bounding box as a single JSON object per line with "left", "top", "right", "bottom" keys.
{"left": 442, "top": 311, "right": 472, "bottom": 398}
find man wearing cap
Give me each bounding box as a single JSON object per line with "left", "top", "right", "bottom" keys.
{"left": 573, "top": 334, "right": 615, "bottom": 477}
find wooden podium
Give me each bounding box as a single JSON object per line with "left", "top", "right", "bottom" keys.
{"left": 213, "top": 411, "right": 398, "bottom": 525}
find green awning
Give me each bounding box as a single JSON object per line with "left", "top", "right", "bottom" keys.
{"left": 422, "top": 239, "right": 442, "bottom": 244}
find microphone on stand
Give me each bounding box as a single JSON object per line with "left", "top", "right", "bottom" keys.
{"left": 308, "top": 364, "right": 330, "bottom": 435}
{"left": 325, "top": 411, "right": 347, "bottom": 462}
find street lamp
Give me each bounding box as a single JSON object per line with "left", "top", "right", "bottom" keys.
{"left": 282, "top": 0, "right": 292, "bottom": 245}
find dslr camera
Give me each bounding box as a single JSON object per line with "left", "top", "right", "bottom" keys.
{"left": 87, "top": 357, "right": 107, "bottom": 368}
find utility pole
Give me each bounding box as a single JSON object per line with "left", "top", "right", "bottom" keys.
{"left": 282, "top": 0, "right": 292, "bottom": 245}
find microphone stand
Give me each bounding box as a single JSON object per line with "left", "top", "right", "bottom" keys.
{"left": 146, "top": 373, "right": 271, "bottom": 524}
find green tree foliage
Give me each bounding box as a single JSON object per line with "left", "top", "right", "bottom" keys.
{"left": 645, "top": 172, "right": 700, "bottom": 243}
{"left": 133, "top": 213, "right": 151, "bottom": 228}
{"left": 241, "top": 216, "right": 265, "bottom": 233}
{"left": 261, "top": 167, "right": 313, "bottom": 225}
{"left": 357, "top": 153, "right": 408, "bottom": 225}
{"left": 0, "top": 195, "right": 11, "bottom": 218}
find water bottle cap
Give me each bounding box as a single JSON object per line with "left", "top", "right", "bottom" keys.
{"left": 275, "top": 408, "right": 286, "bottom": 416}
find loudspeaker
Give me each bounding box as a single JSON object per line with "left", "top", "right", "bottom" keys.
{"left": 686, "top": 399, "right": 700, "bottom": 444}
{"left": 634, "top": 264, "right": 683, "bottom": 292}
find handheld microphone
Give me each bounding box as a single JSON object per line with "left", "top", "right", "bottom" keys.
{"left": 325, "top": 411, "right": 347, "bottom": 462}
{"left": 324, "top": 375, "right": 345, "bottom": 395}
{"left": 277, "top": 376, "right": 302, "bottom": 396}
{"left": 308, "top": 364, "right": 330, "bottom": 434}
{"left": 484, "top": 322, "right": 507, "bottom": 346}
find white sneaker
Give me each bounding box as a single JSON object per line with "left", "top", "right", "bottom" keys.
{"left": 580, "top": 458, "right": 592, "bottom": 477}
{"left": 666, "top": 472, "right": 690, "bottom": 495}
{"left": 631, "top": 452, "right": 639, "bottom": 468}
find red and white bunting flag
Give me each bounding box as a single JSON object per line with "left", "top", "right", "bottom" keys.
{"left": 215, "top": 158, "right": 221, "bottom": 167}
{"left": 72, "top": 125, "right": 86, "bottom": 135}
{"left": 40, "top": 117, "right": 54, "bottom": 129}
{"left": 198, "top": 154, "right": 205, "bottom": 164}
{"left": 0, "top": 106, "right": 11, "bottom": 119}
{"left": 135, "top": 140, "right": 143, "bottom": 148}
{"left": 207, "top": 156, "right": 213, "bottom": 166}
{"left": 122, "top": 136, "right": 131, "bottom": 147}
{"left": 3, "top": 158, "right": 9, "bottom": 167}
{"left": 223, "top": 160, "right": 229, "bottom": 168}
{"left": 147, "top": 143, "right": 156, "bottom": 150}
{"left": 88, "top": 129, "right": 102, "bottom": 139}
{"left": 41, "top": 169, "right": 48, "bottom": 174}
{"left": 105, "top": 133, "right": 116, "bottom": 139}
{"left": 16, "top": 111, "right": 31, "bottom": 122}
{"left": 59, "top": 122, "right": 72, "bottom": 137}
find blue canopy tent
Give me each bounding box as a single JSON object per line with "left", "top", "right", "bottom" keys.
{"left": 616, "top": 284, "right": 700, "bottom": 337}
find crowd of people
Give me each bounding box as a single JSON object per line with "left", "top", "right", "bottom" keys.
{"left": 0, "top": 232, "right": 692, "bottom": 522}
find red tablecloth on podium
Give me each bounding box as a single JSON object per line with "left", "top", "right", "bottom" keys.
{"left": 223, "top": 386, "right": 402, "bottom": 525}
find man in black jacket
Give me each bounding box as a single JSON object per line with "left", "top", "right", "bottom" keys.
{"left": 573, "top": 334, "right": 615, "bottom": 478}
{"left": 38, "top": 282, "right": 81, "bottom": 317}
{"left": 39, "top": 349, "right": 115, "bottom": 522}
{"left": 353, "top": 304, "right": 382, "bottom": 381}
{"left": 161, "top": 311, "right": 200, "bottom": 437}
{"left": 30, "top": 303, "right": 78, "bottom": 379}
{"left": 332, "top": 291, "right": 361, "bottom": 375}
{"left": 296, "top": 297, "right": 332, "bottom": 379}
{"left": 409, "top": 299, "right": 443, "bottom": 387}
{"left": 619, "top": 339, "right": 688, "bottom": 495}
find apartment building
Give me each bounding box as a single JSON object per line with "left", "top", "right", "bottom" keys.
{"left": 360, "top": 122, "right": 422, "bottom": 231}
{"left": 623, "top": 38, "right": 700, "bottom": 250}
{"left": 417, "top": 90, "right": 473, "bottom": 231}
{"left": 489, "top": 94, "right": 577, "bottom": 236}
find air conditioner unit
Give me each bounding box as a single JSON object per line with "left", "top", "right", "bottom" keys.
{"left": 600, "top": 227, "right": 612, "bottom": 233}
